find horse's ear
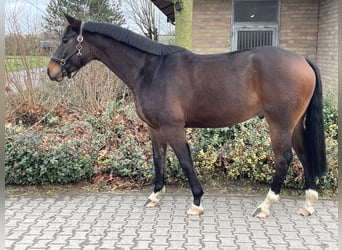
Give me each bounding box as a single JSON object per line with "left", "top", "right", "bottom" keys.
{"left": 64, "top": 13, "right": 82, "bottom": 29}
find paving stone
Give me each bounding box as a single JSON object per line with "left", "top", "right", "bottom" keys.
{"left": 5, "top": 193, "right": 338, "bottom": 249}
{"left": 218, "top": 236, "right": 236, "bottom": 246}
{"left": 168, "top": 231, "right": 185, "bottom": 241}
{"left": 184, "top": 236, "right": 202, "bottom": 247}
{"left": 47, "top": 244, "right": 65, "bottom": 250}
{"left": 152, "top": 235, "right": 169, "bottom": 244}
{"left": 187, "top": 227, "right": 201, "bottom": 236}
{"left": 203, "top": 241, "right": 220, "bottom": 248}
{"left": 153, "top": 226, "right": 169, "bottom": 236}
{"left": 132, "top": 240, "right": 152, "bottom": 249}
{"left": 31, "top": 239, "right": 52, "bottom": 248}
{"left": 168, "top": 240, "right": 185, "bottom": 249}
{"left": 98, "top": 239, "right": 119, "bottom": 249}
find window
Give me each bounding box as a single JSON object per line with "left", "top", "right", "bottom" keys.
{"left": 232, "top": 0, "right": 280, "bottom": 51}
{"left": 236, "top": 30, "right": 274, "bottom": 50}
{"left": 234, "top": 1, "right": 279, "bottom": 22}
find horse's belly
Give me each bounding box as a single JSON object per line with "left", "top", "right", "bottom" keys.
{"left": 184, "top": 106, "right": 261, "bottom": 128}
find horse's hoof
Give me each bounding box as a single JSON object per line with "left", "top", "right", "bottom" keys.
{"left": 187, "top": 204, "right": 203, "bottom": 215}
{"left": 297, "top": 207, "right": 312, "bottom": 217}
{"left": 252, "top": 207, "right": 269, "bottom": 218}
{"left": 255, "top": 211, "right": 269, "bottom": 218}
{"left": 145, "top": 199, "right": 158, "bottom": 208}
{"left": 145, "top": 187, "right": 166, "bottom": 208}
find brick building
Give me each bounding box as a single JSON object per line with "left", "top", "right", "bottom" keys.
{"left": 152, "top": 0, "right": 338, "bottom": 92}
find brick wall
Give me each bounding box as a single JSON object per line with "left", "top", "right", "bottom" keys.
{"left": 190, "top": 0, "right": 337, "bottom": 91}
{"left": 192, "top": 0, "right": 231, "bottom": 54}
{"left": 316, "top": 0, "right": 338, "bottom": 92}
{"left": 192, "top": 0, "right": 320, "bottom": 58}
{"left": 279, "top": 0, "right": 319, "bottom": 61}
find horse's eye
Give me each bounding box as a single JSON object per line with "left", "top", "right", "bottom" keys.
{"left": 62, "top": 37, "right": 69, "bottom": 43}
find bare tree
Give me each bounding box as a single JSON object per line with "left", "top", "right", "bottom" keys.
{"left": 125, "top": 0, "right": 159, "bottom": 41}
{"left": 5, "top": 6, "right": 38, "bottom": 105}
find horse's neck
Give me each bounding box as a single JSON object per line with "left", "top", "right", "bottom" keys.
{"left": 89, "top": 34, "right": 157, "bottom": 91}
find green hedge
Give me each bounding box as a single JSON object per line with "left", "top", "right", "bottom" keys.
{"left": 5, "top": 97, "right": 338, "bottom": 191}
{"left": 189, "top": 119, "right": 337, "bottom": 191}
{"left": 5, "top": 121, "right": 95, "bottom": 185}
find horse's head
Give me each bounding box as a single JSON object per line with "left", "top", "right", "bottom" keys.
{"left": 47, "top": 14, "right": 91, "bottom": 81}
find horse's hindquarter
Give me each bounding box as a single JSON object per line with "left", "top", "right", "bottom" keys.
{"left": 250, "top": 47, "right": 316, "bottom": 127}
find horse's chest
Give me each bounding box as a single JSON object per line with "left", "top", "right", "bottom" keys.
{"left": 134, "top": 100, "right": 149, "bottom": 123}
{"left": 133, "top": 97, "right": 159, "bottom": 128}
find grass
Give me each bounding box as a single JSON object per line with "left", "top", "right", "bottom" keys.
{"left": 5, "top": 55, "right": 50, "bottom": 72}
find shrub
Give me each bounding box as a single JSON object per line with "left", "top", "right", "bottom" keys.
{"left": 5, "top": 121, "right": 95, "bottom": 185}
{"left": 5, "top": 95, "right": 337, "bottom": 192}
{"left": 323, "top": 92, "right": 338, "bottom": 139}
{"left": 188, "top": 119, "right": 275, "bottom": 184}
{"left": 87, "top": 103, "right": 154, "bottom": 181}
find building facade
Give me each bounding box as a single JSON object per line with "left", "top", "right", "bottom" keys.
{"left": 152, "top": 0, "right": 338, "bottom": 92}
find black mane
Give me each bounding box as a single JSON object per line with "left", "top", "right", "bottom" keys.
{"left": 84, "top": 22, "right": 185, "bottom": 56}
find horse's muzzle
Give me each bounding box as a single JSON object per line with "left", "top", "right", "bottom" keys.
{"left": 47, "top": 61, "right": 64, "bottom": 82}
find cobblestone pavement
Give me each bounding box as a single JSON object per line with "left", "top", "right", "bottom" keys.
{"left": 5, "top": 192, "right": 338, "bottom": 250}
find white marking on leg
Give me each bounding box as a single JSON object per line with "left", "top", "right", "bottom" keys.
{"left": 300, "top": 189, "right": 318, "bottom": 215}
{"left": 253, "top": 189, "right": 280, "bottom": 217}
{"left": 187, "top": 203, "right": 204, "bottom": 215}
{"left": 147, "top": 186, "right": 166, "bottom": 203}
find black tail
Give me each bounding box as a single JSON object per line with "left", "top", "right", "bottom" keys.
{"left": 304, "top": 58, "right": 327, "bottom": 179}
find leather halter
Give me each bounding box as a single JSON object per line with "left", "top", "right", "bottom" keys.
{"left": 50, "top": 22, "right": 85, "bottom": 78}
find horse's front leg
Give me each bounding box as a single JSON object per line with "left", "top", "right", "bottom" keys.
{"left": 161, "top": 125, "right": 204, "bottom": 215}
{"left": 145, "top": 127, "right": 167, "bottom": 208}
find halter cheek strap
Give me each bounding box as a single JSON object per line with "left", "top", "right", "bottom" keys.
{"left": 51, "top": 22, "right": 85, "bottom": 72}
{"left": 76, "top": 22, "right": 84, "bottom": 56}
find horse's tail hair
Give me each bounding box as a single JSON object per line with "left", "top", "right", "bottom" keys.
{"left": 304, "top": 58, "right": 327, "bottom": 179}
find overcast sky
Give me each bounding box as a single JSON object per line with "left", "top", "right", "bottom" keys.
{"left": 5, "top": 0, "right": 49, "bottom": 34}
{"left": 5, "top": 0, "right": 171, "bottom": 35}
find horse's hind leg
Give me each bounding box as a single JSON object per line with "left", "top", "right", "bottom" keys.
{"left": 145, "top": 127, "right": 167, "bottom": 207}
{"left": 253, "top": 125, "right": 293, "bottom": 218}
{"left": 292, "top": 120, "right": 318, "bottom": 216}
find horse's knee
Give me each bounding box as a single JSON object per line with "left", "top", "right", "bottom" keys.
{"left": 275, "top": 149, "right": 293, "bottom": 173}
{"left": 281, "top": 149, "right": 293, "bottom": 165}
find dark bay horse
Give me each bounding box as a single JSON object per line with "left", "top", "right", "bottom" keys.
{"left": 47, "top": 14, "right": 326, "bottom": 217}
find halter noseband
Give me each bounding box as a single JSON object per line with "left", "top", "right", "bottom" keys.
{"left": 51, "top": 22, "right": 85, "bottom": 78}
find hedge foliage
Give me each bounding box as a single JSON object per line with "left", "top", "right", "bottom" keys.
{"left": 5, "top": 121, "right": 95, "bottom": 185}
{"left": 5, "top": 97, "right": 338, "bottom": 192}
